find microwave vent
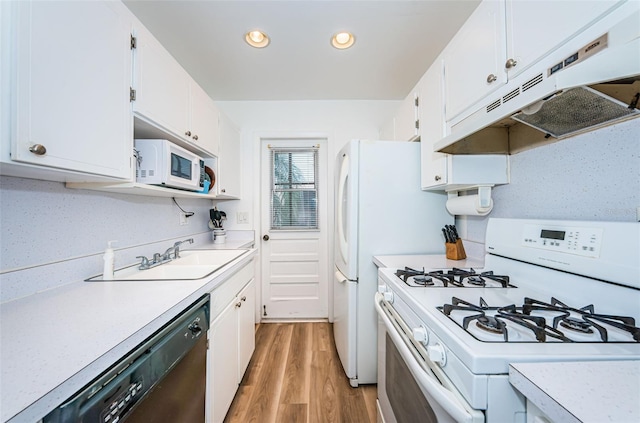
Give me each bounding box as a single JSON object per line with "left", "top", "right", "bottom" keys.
{"left": 522, "top": 74, "right": 544, "bottom": 92}
{"left": 503, "top": 87, "right": 520, "bottom": 103}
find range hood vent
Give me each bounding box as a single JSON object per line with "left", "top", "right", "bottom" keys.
{"left": 511, "top": 86, "right": 638, "bottom": 139}
{"left": 434, "top": 9, "right": 640, "bottom": 155}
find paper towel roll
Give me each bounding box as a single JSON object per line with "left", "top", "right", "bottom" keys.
{"left": 446, "top": 194, "right": 493, "bottom": 216}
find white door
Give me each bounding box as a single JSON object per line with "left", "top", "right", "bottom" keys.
{"left": 260, "top": 138, "right": 328, "bottom": 319}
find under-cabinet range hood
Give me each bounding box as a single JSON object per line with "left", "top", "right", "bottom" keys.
{"left": 435, "top": 10, "right": 640, "bottom": 155}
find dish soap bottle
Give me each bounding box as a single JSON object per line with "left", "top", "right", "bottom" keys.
{"left": 103, "top": 241, "right": 117, "bottom": 280}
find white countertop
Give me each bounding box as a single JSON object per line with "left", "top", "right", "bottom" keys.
{"left": 373, "top": 253, "right": 485, "bottom": 270}
{"left": 509, "top": 361, "right": 640, "bottom": 423}
{"left": 0, "top": 248, "right": 256, "bottom": 423}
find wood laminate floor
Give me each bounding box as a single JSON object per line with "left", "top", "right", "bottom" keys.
{"left": 224, "top": 322, "right": 378, "bottom": 423}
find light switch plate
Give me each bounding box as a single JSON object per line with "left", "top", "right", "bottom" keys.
{"left": 179, "top": 212, "right": 189, "bottom": 226}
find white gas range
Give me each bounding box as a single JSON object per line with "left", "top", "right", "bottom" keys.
{"left": 375, "top": 218, "right": 640, "bottom": 423}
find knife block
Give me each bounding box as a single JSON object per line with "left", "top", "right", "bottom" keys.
{"left": 445, "top": 239, "right": 467, "bottom": 260}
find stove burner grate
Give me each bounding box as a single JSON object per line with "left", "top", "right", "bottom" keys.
{"left": 396, "top": 267, "right": 514, "bottom": 288}
{"left": 438, "top": 296, "right": 640, "bottom": 343}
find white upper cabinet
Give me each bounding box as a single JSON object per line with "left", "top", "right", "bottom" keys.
{"left": 505, "top": 0, "right": 623, "bottom": 80}
{"left": 132, "top": 24, "right": 190, "bottom": 142}
{"left": 6, "top": 0, "right": 132, "bottom": 180}
{"left": 443, "top": 0, "right": 507, "bottom": 122}
{"left": 394, "top": 90, "right": 420, "bottom": 142}
{"left": 189, "top": 83, "right": 220, "bottom": 157}
{"left": 216, "top": 113, "right": 241, "bottom": 199}
{"left": 419, "top": 60, "right": 448, "bottom": 189}
{"left": 132, "top": 25, "right": 218, "bottom": 158}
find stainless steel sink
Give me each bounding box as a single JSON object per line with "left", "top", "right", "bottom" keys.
{"left": 87, "top": 249, "right": 249, "bottom": 281}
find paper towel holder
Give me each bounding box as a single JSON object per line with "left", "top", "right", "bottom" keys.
{"left": 446, "top": 185, "right": 494, "bottom": 216}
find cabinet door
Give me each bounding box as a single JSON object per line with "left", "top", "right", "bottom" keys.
{"left": 207, "top": 300, "right": 239, "bottom": 423}
{"left": 189, "top": 83, "right": 220, "bottom": 156}
{"left": 237, "top": 279, "right": 255, "bottom": 381}
{"left": 505, "top": 0, "right": 622, "bottom": 79}
{"left": 12, "top": 1, "right": 131, "bottom": 179}
{"left": 444, "top": 0, "right": 507, "bottom": 122}
{"left": 394, "top": 91, "right": 419, "bottom": 141}
{"left": 420, "top": 61, "right": 448, "bottom": 189}
{"left": 133, "top": 25, "right": 190, "bottom": 139}
{"left": 217, "top": 113, "right": 241, "bottom": 198}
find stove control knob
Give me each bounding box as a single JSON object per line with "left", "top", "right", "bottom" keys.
{"left": 383, "top": 291, "right": 394, "bottom": 304}
{"left": 427, "top": 343, "right": 447, "bottom": 366}
{"left": 412, "top": 326, "right": 428, "bottom": 345}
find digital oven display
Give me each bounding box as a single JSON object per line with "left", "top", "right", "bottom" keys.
{"left": 171, "top": 153, "right": 192, "bottom": 180}
{"left": 540, "top": 229, "right": 565, "bottom": 240}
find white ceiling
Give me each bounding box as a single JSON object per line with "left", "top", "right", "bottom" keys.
{"left": 123, "top": 0, "right": 481, "bottom": 101}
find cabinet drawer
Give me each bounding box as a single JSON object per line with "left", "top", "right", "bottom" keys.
{"left": 209, "top": 261, "right": 255, "bottom": 320}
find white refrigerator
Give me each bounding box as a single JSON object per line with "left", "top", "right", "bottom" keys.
{"left": 333, "top": 140, "right": 452, "bottom": 386}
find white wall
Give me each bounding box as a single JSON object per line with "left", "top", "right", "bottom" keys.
{"left": 459, "top": 118, "right": 640, "bottom": 244}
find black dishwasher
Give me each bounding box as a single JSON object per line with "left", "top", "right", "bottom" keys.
{"left": 44, "top": 294, "right": 210, "bottom": 423}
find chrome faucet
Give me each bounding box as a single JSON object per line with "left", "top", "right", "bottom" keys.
{"left": 137, "top": 238, "right": 194, "bottom": 270}
{"left": 162, "top": 238, "right": 194, "bottom": 260}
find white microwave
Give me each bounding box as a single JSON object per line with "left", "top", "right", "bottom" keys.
{"left": 135, "top": 139, "right": 205, "bottom": 192}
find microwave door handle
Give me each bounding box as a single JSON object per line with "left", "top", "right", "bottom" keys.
{"left": 375, "top": 293, "right": 484, "bottom": 423}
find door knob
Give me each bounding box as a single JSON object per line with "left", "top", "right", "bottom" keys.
{"left": 486, "top": 74, "right": 497, "bottom": 83}
{"left": 263, "top": 234, "right": 269, "bottom": 241}
{"left": 505, "top": 58, "right": 518, "bottom": 69}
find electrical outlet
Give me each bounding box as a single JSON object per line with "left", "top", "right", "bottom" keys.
{"left": 237, "top": 211, "right": 248, "bottom": 224}
{"left": 179, "top": 212, "right": 189, "bottom": 226}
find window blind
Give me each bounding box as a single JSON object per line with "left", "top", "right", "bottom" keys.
{"left": 269, "top": 147, "right": 319, "bottom": 230}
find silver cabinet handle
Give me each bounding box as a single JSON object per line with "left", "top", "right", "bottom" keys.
{"left": 185, "top": 130, "right": 192, "bottom": 136}
{"left": 221, "top": 188, "right": 226, "bottom": 193}
{"left": 192, "top": 135, "right": 199, "bottom": 141}
{"left": 241, "top": 296, "right": 247, "bottom": 302}
{"left": 505, "top": 58, "right": 518, "bottom": 69}
{"left": 486, "top": 74, "right": 497, "bottom": 83}
{"left": 434, "top": 175, "right": 442, "bottom": 181}
{"left": 29, "top": 144, "right": 47, "bottom": 156}
{"left": 263, "top": 234, "right": 269, "bottom": 241}
{"left": 235, "top": 301, "right": 242, "bottom": 308}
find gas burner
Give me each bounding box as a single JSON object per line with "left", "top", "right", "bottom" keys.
{"left": 466, "top": 276, "right": 485, "bottom": 286}
{"left": 560, "top": 317, "right": 593, "bottom": 334}
{"left": 476, "top": 316, "right": 505, "bottom": 334}
{"left": 413, "top": 275, "right": 434, "bottom": 286}
{"left": 395, "top": 266, "right": 425, "bottom": 283}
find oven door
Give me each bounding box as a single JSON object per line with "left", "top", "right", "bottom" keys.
{"left": 375, "top": 293, "right": 484, "bottom": 423}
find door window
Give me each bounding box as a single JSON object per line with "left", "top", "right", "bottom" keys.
{"left": 270, "top": 147, "right": 319, "bottom": 230}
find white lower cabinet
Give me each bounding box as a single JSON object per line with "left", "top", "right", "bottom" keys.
{"left": 206, "top": 262, "right": 255, "bottom": 423}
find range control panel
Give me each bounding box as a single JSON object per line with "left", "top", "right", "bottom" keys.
{"left": 522, "top": 224, "right": 603, "bottom": 258}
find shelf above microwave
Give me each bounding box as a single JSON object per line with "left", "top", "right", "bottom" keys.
{"left": 66, "top": 181, "right": 217, "bottom": 199}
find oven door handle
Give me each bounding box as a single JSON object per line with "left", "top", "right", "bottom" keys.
{"left": 375, "top": 293, "right": 484, "bottom": 423}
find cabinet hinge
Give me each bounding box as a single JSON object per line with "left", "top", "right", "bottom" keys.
{"left": 263, "top": 305, "right": 267, "bottom": 317}
{"left": 130, "top": 35, "right": 137, "bottom": 50}
{"left": 415, "top": 119, "right": 420, "bottom": 130}
{"left": 130, "top": 88, "right": 136, "bottom": 102}
{"left": 414, "top": 96, "right": 419, "bottom": 107}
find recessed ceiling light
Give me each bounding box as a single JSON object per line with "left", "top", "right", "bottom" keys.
{"left": 331, "top": 32, "right": 355, "bottom": 49}
{"left": 245, "top": 30, "right": 270, "bottom": 48}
